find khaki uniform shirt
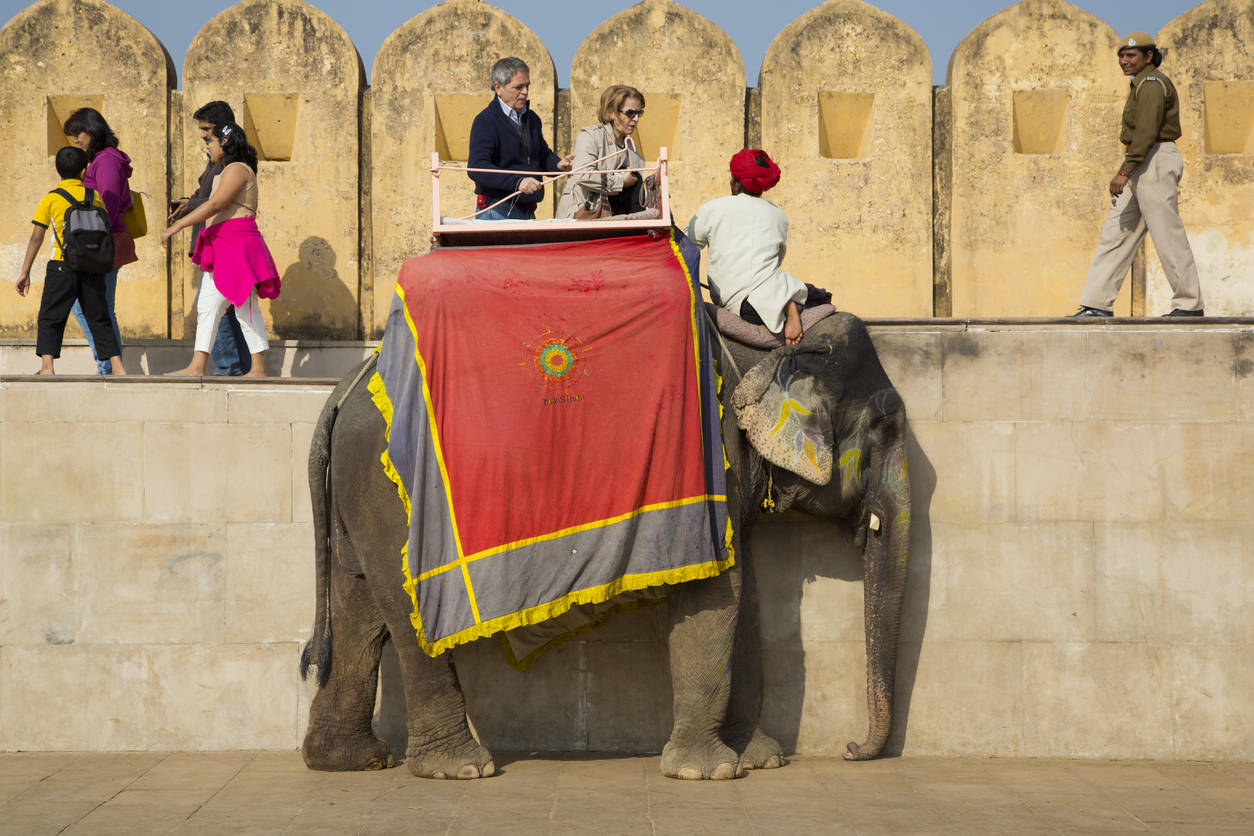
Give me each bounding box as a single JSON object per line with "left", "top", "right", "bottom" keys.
{"left": 1118, "top": 64, "right": 1182, "bottom": 176}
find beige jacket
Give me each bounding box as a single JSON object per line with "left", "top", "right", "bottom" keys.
{"left": 556, "top": 123, "right": 646, "bottom": 219}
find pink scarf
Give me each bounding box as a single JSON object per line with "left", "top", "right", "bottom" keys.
{"left": 192, "top": 216, "right": 281, "bottom": 306}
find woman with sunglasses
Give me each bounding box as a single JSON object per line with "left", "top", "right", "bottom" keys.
{"left": 557, "top": 85, "right": 653, "bottom": 219}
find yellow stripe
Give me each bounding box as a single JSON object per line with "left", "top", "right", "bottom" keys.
{"left": 414, "top": 492, "right": 728, "bottom": 582}
{"left": 367, "top": 369, "right": 435, "bottom": 644}
{"left": 418, "top": 550, "right": 736, "bottom": 658}
{"left": 668, "top": 228, "right": 736, "bottom": 569}
{"left": 669, "top": 230, "right": 704, "bottom": 455}
{"left": 396, "top": 284, "right": 481, "bottom": 625}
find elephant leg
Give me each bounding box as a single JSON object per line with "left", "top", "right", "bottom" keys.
{"left": 662, "top": 563, "right": 744, "bottom": 780}
{"left": 721, "top": 530, "right": 784, "bottom": 770}
{"left": 366, "top": 574, "right": 495, "bottom": 780}
{"left": 302, "top": 564, "right": 395, "bottom": 771}
{"left": 331, "top": 386, "right": 495, "bottom": 780}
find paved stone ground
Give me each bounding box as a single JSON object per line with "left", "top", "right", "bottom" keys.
{"left": 1, "top": 752, "right": 1251, "bottom": 835}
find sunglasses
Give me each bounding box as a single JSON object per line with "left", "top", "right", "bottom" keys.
{"left": 620, "top": 109, "right": 644, "bottom": 119}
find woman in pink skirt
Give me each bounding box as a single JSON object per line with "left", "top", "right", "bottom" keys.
{"left": 161, "top": 122, "right": 280, "bottom": 377}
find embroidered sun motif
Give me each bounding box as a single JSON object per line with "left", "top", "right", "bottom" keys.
{"left": 523, "top": 329, "right": 590, "bottom": 394}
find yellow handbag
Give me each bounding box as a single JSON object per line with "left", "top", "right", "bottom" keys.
{"left": 122, "top": 191, "right": 147, "bottom": 239}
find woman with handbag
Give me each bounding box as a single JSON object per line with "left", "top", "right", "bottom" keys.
{"left": 557, "top": 85, "right": 655, "bottom": 219}
{"left": 63, "top": 107, "right": 137, "bottom": 375}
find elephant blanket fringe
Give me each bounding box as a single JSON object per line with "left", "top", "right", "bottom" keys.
{"left": 370, "top": 231, "right": 734, "bottom": 667}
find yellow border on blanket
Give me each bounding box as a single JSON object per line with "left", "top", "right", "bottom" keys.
{"left": 373, "top": 235, "right": 737, "bottom": 660}
{"left": 367, "top": 368, "right": 432, "bottom": 647}
{"left": 414, "top": 493, "right": 726, "bottom": 582}
{"left": 669, "top": 229, "right": 736, "bottom": 561}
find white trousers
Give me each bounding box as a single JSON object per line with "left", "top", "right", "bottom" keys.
{"left": 195, "top": 273, "right": 269, "bottom": 355}
{"left": 1079, "top": 142, "right": 1203, "bottom": 312}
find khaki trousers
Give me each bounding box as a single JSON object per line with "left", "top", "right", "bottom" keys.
{"left": 1079, "top": 142, "right": 1203, "bottom": 312}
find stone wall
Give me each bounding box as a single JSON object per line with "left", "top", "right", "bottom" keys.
{"left": 368, "top": 0, "right": 556, "bottom": 335}
{"left": 1154, "top": 1, "right": 1254, "bottom": 317}
{"left": 946, "top": 0, "right": 1126, "bottom": 316}
{"left": 1, "top": 0, "right": 1251, "bottom": 335}
{"left": 3, "top": 324, "right": 1252, "bottom": 759}
{"left": 759, "top": 0, "right": 933, "bottom": 317}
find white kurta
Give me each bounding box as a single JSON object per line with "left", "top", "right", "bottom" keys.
{"left": 685, "top": 193, "right": 806, "bottom": 333}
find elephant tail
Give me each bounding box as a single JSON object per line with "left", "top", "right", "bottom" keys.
{"left": 846, "top": 390, "right": 911, "bottom": 761}
{"left": 300, "top": 357, "right": 377, "bottom": 687}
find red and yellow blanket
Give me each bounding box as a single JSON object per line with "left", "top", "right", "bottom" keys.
{"left": 370, "top": 232, "right": 732, "bottom": 664}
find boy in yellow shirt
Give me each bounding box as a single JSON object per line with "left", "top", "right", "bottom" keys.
{"left": 14, "top": 146, "right": 127, "bottom": 375}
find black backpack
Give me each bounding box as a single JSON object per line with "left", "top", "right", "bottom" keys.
{"left": 51, "top": 187, "right": 114, "bottom": 274}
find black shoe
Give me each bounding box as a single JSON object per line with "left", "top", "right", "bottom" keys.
{"left": 1162, "top": 308, "right": 1204, "bottom": 317}
{"left": 1070, "top": 306, "right": 1113, "bottom": 318}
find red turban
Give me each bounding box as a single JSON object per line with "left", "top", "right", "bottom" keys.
{"left": 729, "top": 149, "right": 780, "bottom": 194}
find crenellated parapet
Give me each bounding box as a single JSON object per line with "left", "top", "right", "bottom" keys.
{"left": 369, "top": 0, "right": 556, "bottom": 335}
{"left": 181, "top": 0, "right": 365, "bottom": 340}
{"left": 1, "top": 0, "right": 1252, "bottom": 340}
{"left": 0, "top": 0, "right": 173, "bottom": 338}
{"left": 946, "top": 0, "right": 1124, "bottom": 317}
{"left": 760, "top": 0, "right": 932, "bottom": 317}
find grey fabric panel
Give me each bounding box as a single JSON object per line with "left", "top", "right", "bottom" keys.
{"left": 375, "top": 295, "right": 463, "bottom": 635}
{"left": 464, "top": 500, "right": 726, "bottom": 626}
{"left": 414, "top": 562, "right": 476, "bottom": 642}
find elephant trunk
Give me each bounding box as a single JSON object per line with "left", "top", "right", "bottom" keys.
{"left": 845, "top": 409, "right": 910, "bottom": 761}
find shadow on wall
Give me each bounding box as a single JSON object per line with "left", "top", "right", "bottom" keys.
{"left": 271, "top": 237, "right": 358, "bottom": 366}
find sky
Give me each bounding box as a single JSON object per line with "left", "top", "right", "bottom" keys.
{"left": 0, "top": 1, "right": 1199, "bottom": 86}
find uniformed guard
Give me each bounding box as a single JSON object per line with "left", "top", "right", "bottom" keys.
{"left": 1072, "top": 31, "right": 1204, "bottom": 317}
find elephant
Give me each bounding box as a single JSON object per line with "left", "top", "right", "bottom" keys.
{"left": 299, "top": 309, "right": 911, "bottom": 779}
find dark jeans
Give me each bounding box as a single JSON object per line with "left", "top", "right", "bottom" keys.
{"left": 196, "top": 270, "right": 251, "bottom": 375}
{"left": 37, "top": 261, "right": 120, "bottom": 359}
{"left": 70, "top": 267, "right": 122, "bottom": 374}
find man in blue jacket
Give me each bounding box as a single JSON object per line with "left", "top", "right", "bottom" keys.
{"left": 469, "top": 57, "right": 572, "bottom": 220}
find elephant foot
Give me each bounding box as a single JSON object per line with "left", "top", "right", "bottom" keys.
{"left": 407, "top": 738, "right": 496, "bottom": 780}
{"left": 736, "top": 728, "right": 786, "bottom": 771}
{"left": 302, "top": 727, "right": 396, "bottom": 772}
{"left": 661, "top": 737, "right": 743, "bottom": 780}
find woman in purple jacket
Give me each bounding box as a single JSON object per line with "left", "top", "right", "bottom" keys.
{"left": 63, "top": 108, "right": 137, "bottom": 375}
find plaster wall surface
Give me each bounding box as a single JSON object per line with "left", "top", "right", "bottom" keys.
{"left": 0, "top": 0, "right": 172, "bottom": 338}
{"left": 1149, "top": 0, "right": 1254, "bottom": 317}
{"left": 2, "top": 324, "right": 1251, "bottom": 759}
{"left": 759, "top": 0, "right": 933, "bottom": 317}
{"left": 947, "top": 0, "right": 1127, "bottom": 317}
{"left": 180, "top": 0, "right": 364, "bottom": 341}
{"left": 369, "top": 0, "right": 557, "bottom": 337}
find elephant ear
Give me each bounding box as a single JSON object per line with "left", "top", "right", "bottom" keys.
{"left": 732, "top": 355, "right": 835, "bottom": 486}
